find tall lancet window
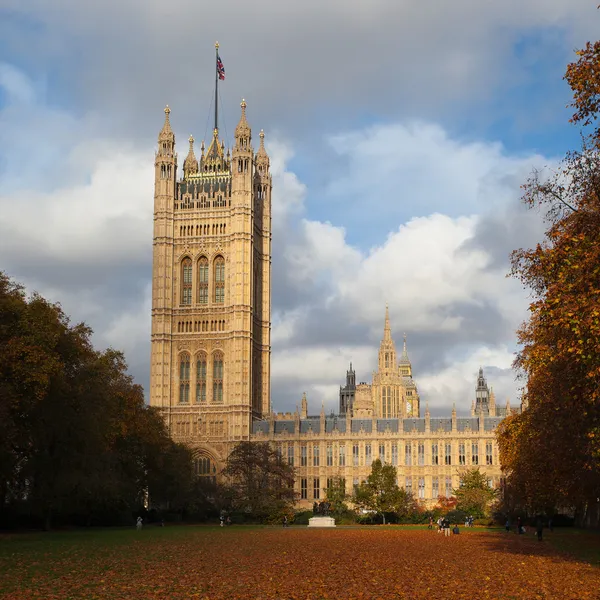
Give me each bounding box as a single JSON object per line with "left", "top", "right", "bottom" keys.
{"left": 198, "top": 257, "right": 209, "bottom": 304}
{"left": 181, "top": 258, "right": 192, "bottom": 305}
{"left": 214, "top": 256, "right": 225, "bottom": 303}
{"left": 179, "top": 353, "right": 190, "bottom": 403}
{"left": 213, "top": 352, "right": 224, "bottom": 402}
{"left": 196, "top": 353, "right": 207, "bottom": 403}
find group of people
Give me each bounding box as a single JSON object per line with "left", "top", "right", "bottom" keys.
{"left": 429, "top": 516, "right": 459, "bottom": 536}
{"left": 506, "top": 516, "right": 551, "bottom": 541}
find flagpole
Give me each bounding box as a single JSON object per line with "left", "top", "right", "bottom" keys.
{"left": 214, "top": 41, "right": 219, "bottom": 133}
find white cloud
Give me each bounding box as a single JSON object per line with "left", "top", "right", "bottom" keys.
{"left": 0, "top": 92, "right": 546, "bottom": 416}
{"left": 1, "top": 0, "right": 597, "bottom": 143}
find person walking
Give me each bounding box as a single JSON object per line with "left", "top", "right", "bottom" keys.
{"left": 505, "top": 518, "right": 511, "bottom": 533}
{"left": 136, "top": 516, "right": 143, "bottom": 531}
{"left": 428, "top": 516, "right": 433, "bottom": 530}
{"left": 536, "top": 517, "right": 543, "bottom": 542}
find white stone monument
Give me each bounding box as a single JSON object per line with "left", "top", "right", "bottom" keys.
{"left": 308, "top": 516, "right": 336, "bottom": 528}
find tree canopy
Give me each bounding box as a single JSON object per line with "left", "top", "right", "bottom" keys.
{"left": 222, "top": 441, "right": 297, "bottom": 522}
{"left": 353, "top": 459, "right": 415, "bottom": 524}
{"left": 453, "top": 468, "right": 497, "bottom": 518}
{"left": 497, "top": 32, "right": 600, "bottom": 526}
{"left": 0, "top": 272, "right": 198, "bottom": 529}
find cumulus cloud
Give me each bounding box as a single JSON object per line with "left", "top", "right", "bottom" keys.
{"left": 0, "top": 58, "right": 553, "bottom": 418}
{"left": 1, "top": 0, "right": 597, "bottom": 143}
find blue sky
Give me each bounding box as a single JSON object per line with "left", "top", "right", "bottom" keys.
{"left": 0, "top": 0, "right": 598, "bottom": 415}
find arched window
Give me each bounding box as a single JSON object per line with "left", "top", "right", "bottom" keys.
{"left": 179, "top": 353, "right": 190, "bottom": 403}
{"left": 198, "top": 257, "right": 209, "bottom": 304}
{"left": 382, "top": 387, "right": 388, "bottom": 418}
{"left": 181, "top": 258, "right": 192, "bottom": 305}
{"left": 214, "top": 256, "right": 225, "bottom": 303}
{"left": 196, "top": 353, "right": 207, "bottom": 403}
{"left": 195, "top": 456, "right": 217, "bottom": 484}
{"left": 213, "top": 352, "right": 224, "bottom": 402}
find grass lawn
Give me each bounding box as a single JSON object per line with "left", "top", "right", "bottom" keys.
{"left": 0, "top": 525, "right": 599, "bottom": 599}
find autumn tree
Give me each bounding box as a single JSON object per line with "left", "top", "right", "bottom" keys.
{"left": 0, "top": 272, "right": 199, "bottom": 529}
{"left": 222, "top": 441, "right": 297, "bottom": 522}
{"left": 453, "top": 468, "right": 497, "bottom": 518}
{"left": 353, "top": 459, "right": 414, "bottom": 524}
{"left": 497, "top": 33, "right": 600, "bottom": 526}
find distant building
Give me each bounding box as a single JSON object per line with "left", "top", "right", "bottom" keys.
{"left": 149, "top": 96, "right": 518, "bottom": 508}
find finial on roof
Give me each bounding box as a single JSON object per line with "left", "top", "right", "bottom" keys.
{"left": 215, "top": 41, "right": 219, "bottom": 49}
{"left": 183, "top": 134, "right": 198, "bottom": 176}
{"left": 235, "top": 98, "right": 251, "bottom": 141}
{"left": 159, "top": 105, "right": 174, "bottom": 139}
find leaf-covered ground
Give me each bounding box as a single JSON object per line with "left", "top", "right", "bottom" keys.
{"left": 0, "top": 526, "right": 599, "bottom": 599}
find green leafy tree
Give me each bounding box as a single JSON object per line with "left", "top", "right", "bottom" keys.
{"left": 454, "top": 468, "right": 497, "bottom": 518}
{"left": 353, "top": 459, "right": 414, "bottom": 524}
{"left": 222, "top": 441, "right": 297, "bottom": 522}
{"left": 325, "top": 477, "right": 349, "bottom": 516}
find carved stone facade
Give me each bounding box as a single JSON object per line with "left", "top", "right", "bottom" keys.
{"left": 252, "top": 311, "right": 514, "bottom": 508}
{"left": 150, "top": 101, "right": 514, "bottom": 508}
{"left": 150, "top": 101, "right": 272, "bottom": 475}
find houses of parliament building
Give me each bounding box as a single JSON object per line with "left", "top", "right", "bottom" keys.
{"left": 150, "top": 99, "right": 516, "bottom": 507}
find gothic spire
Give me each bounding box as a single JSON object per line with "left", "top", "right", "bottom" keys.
{"left": 383, "top": 303, "right": 392, "bottom": 341}
{"left": 399, "top": 332, "right": 410, "bottom": 364}
{"left": 235, "top": 98, "right": 251, "bottom": 143}
{"left": 183, "top": 134, "right": 198, "bottom": 177}
{"left": 159, "top": 105, "right": 174, "bottom": 141}
{"left": 255, "top": 129, "right": 270, "bottom": 172}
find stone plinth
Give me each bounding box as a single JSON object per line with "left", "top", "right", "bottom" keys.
{"left": 308, "top": 516, "right": 336, "bottom": 528}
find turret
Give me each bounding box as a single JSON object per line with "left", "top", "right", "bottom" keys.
{"left": 154, "top": 105, "right": 177, "bottom": 203}
{"left": 232, "top": 99, "right": 253, "bottom": 202}
{"left": 183, "top": 134, "right": 198, "bottom": 178}
{"left": 475, "top": 367, "right": 490, "bottom": 415}
{"left": 300, "top": 392, "right": 308, "bottom": 419}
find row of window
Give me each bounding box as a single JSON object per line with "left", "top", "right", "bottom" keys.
{"left": 177, "top": 320, "right": 226, "bottom": 333}
{"left": 179, "top": 352, "right": 223, "bottom": 404}
{"left": 298, "top": 476, "right": 495, "bottom": 501}
{"left": 179, "top": 223, "right": 227, "bottom": 237}
{"left": 181, "top": 256, "right": 225, "bottom": 305}
{"left": 177, "top": 196, "right": 229, "bottom": 210}
{"left": 286, "top": 442, "right": 494, "bottom": 467}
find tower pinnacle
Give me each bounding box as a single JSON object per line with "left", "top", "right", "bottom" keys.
{"left": 159, "top": 105, "right": 174, "bottom": 141}
{"left": 183, "top": 134, "right": 198, "bottom": 177}
{"left": 383, "top": 303, "right": 391, "bottom": 341}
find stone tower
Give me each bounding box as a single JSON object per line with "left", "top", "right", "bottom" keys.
{"left": 150, "top": 100, "right": 272, "bottom": 462}
{"left": 339, "top": 362, "right": 356, "bottom": 415}
{"left": 475, "top": 367, "right": 490, "bottom": 415}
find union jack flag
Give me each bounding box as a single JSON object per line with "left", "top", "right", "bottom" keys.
{"left": 217, "top": 55, "right": 225, "bottom": 80}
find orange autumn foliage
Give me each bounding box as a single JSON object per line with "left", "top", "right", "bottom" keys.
{"left": 497, "top": 30, "right": 600, "bottom": 523}
{"left": 1, "top": 527, "right": 600, "bottom": 600}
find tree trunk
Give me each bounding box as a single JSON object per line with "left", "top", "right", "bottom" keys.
{"left": 44, "top": 508, "right": 52, "bottom": 532}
